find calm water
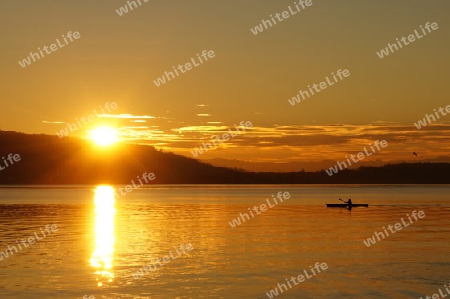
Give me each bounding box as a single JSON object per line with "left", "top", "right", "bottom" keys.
{"left": 0, "top": 185, "right": 449, "bottom": 299}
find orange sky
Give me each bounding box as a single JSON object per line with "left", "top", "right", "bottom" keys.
{"left": 1, "top": 1, "right": 449, "bottom": 169}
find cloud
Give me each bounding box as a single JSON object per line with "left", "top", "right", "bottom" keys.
{"left": 99, "top": 114, "right": 155, "bottom": 119}
{"left": 115, "top": 121, "right": 450, "bottom": 162}
{"left": 42, "top": 121, "right": 65, "bottom": 124}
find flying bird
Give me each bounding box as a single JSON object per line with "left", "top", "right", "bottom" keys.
{"left": 413, "top": 152, "right": 418, "bottom": 157}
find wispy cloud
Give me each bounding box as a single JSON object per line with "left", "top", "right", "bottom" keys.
{"left": 42, "top": 121, "right": 65, "bottom": 124}
{"left": 99, "top": 114, "right": 155, "bottom": 119}
{"left": 117, "top": 122, "right": 450, "bottom": 163}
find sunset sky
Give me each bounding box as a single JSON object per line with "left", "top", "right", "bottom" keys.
{"left": 1, "top": 0, "right": 449, "bottom": 170}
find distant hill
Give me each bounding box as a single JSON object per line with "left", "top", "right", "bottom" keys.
{"left": 0, "top": 131, "right": 449, "bottom": 184}
{"left": 203, "top": 158, "right": 387, "bottom": 172}
{"left": 203, "top": 156, "right": 450, "bottom": 172}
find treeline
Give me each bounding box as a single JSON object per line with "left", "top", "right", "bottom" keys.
{"left": 0, "top": 131, "right": 449, "bottom": 184}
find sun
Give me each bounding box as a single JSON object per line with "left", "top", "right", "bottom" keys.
{"left": 89, "top": 127, "right": 119, "bottom": 146}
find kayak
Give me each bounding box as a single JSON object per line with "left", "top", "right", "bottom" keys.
{"left": 326, "top": 204, "right": 369, "bottom": 208}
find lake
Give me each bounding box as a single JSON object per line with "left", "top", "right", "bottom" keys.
{"left": 0, "top": 185, "right": 449, "bottom": 298}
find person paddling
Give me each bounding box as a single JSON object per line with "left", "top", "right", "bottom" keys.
{"left": 339, "top": 198, "right": 353, "bottom": 210}
{"left": 344, "top": 198, "right": 353, "bottom": 210}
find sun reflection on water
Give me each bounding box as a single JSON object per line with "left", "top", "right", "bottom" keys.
{"left": 90, "top": 186, "right": 116, "bottom": 287}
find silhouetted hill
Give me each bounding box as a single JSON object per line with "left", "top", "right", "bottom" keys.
{"left": 0, "top": 131, "right": 449, "bottom": 184}
{"left": 204, "top": 157, "right": 388, "bottom": 172}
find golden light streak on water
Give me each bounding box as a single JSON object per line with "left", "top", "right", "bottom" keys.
{"left": 90, "top": 186, "right": 116, "bottom": 287}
